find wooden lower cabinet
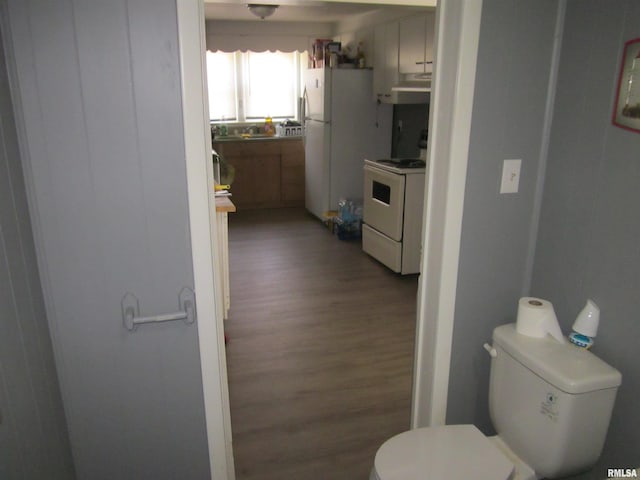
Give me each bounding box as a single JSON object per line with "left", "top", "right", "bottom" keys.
{"left": 213, "top": 139, "right": 304, "bottom": 209}
{"left": 252, "top": 155, "right": 281, "bottom": 206}
{"left": 280, "top": 141, "right": 305, "bottom": 205}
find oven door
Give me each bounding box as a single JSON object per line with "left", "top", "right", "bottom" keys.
{"left": 363, "top": 165, "right": 406, "bottom": 241}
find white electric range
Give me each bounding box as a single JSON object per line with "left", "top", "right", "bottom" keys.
{"left": 362, "top": 158, "right": 427, "bottom": 274}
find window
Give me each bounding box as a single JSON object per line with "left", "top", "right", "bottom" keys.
{"left": 206, "top": 50, "right": 304, "bottom": 123}
{"left": 206, "top": 52, "right": 237, "bottom": 122}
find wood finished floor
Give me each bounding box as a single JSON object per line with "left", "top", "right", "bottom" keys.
{"left": 225, "top": 208, "right": 417, "bottom": 480}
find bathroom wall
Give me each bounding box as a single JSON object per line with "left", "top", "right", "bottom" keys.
{"left": 0, "top": 22, "right": 75, "bottom": 479}
{"left": 445, "top": 0, "right": 559, "bottom": 432}
{"left": 531, "top": 1, "right": 640, "bottom": 477}
{"left": 448, "top": 0, "right": 639, "bottom": 476}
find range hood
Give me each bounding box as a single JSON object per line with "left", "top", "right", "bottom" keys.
{"left": 392, "top": 72, "right": 431, "bottom": 91}
{"left": 392, "top": 83, "right": 431, "bottom": 92}
{"left": 390, "top": 73, "right": 431, "bottom": 103}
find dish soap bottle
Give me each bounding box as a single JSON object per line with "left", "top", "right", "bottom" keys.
{"left": 264, "top": 116, "right": 275, "bottom": 136}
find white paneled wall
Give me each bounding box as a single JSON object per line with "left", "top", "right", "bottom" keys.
{"left": 0, "top": 21, "right": 75, "bottom": 479}
{"left": 4, "top": 0, "right": 211, "bottom": 478}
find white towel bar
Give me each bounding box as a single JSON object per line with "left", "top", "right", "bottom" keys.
{"left": 121, "top": 288, "right": 196, "bottom": 332}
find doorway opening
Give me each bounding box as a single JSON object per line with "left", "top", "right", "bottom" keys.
{"left": 178, "top": 1, "right": 482, "bottom": 478}
{"left": 203, "top": 3, "right": 428, "bottom": 478}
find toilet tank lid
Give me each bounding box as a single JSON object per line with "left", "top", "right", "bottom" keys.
{"left": 492, "top": 324, "right": 622, "bottom": 394}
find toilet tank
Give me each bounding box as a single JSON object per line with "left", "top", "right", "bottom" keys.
{"left": 489, "top": 324, "right": 621, "bottom": 479}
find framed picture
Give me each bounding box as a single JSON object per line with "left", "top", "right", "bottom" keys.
{"left": 612, "top": 37, "right": 640, "bottom": 133}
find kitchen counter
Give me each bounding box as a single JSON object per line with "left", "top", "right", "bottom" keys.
{"left": 213, "top": 134, "right": 303, "bottom": 143}
{"left": 215, "top": 196, "right": 236, "bottom": 213}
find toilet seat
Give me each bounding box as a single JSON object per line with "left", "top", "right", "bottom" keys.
{"left": 372, "top": 425, "right": 514, "bottom": 480}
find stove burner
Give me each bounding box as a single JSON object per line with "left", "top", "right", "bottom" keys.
{"left": 377, "top": 158, "right": 426, "bottom": 168}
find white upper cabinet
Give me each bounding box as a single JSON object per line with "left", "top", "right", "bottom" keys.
{"left": 373, "top": 21, "right": 399, "bottom": 103}
{"left": 399, "top": 12, "right": 435, "bottom": 75}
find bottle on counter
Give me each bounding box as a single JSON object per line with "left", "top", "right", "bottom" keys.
{"left": 357, "top": 42, "right": 366, "bottom": 68}
{"left": 264, "top": 116, "right": 275, "bottom": 136}
{"left": 219, "top": 115, "right": 228, "bottom": 136}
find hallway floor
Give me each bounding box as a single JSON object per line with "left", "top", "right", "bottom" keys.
{"left": 224, "top": 208, "right": 417, "bottom": 480}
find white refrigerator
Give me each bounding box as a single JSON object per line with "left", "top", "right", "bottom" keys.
{"left": 302, "top": 68, "right": 392, "bottom": 219}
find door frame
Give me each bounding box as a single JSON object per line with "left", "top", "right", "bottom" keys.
{"left": 176, "top": 1, "right": 234, "bottom": 479}
{"left": 411, "top": 0, "right": 482, "bottom": 427}
{"left": 177, "top": 0, "right": 483, "bottom": 477}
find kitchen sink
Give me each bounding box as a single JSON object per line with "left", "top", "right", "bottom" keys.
{"left": 218, "top": 133, "right": 276, "bottom": 140}
{"left": 240, "top": 133, "right": 273, "bottom": 139}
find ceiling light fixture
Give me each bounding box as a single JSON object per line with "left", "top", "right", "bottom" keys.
{"left": 248, "top": 4, "right": 279, "bottom": 20}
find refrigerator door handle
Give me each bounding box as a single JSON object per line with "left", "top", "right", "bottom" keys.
{"left": 300, "top": 88, "right": 307, "bottom": 123}
{"left": 301, "top": 87, "right": 330, "bottom": 124}
{"left": 307, "top": 118, "right": 331, "bottom": 125}
{"left": 301, "top": 87, "right": 315, "bottom": 124}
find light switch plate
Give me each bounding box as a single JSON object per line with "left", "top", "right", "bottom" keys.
{"left": 500, "top": 159, "right": 521, "bottom": 194}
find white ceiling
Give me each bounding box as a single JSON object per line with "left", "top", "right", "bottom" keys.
{"left": 203, "top": 0, "right": 420, "bottom": 23}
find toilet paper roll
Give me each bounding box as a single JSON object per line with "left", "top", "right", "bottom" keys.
{"left": 516, "top": 297, "right": 565, "bottom": 343}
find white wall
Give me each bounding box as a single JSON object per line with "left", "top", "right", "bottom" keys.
{"left": 206, "top": 20, "right": 333, "bottom": 52}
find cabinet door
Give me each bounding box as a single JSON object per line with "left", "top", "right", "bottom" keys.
{"left": 281, "top": 141, "right": 305, "bottom": 205}
{"left": 373, "top": 23, "right": 386, "bottom": 102}
{"left": 225, "top": 154, "right": 255, "bottom": 208}
{"left": 253, "top": 155, "right": 281, "bottom": 207}
{"left": 214, "top": 141, "right": 255, "bottom": 208}
{"left": 424, "top": 12, "right": 435, "bottom": 74}
{"left": 399, "top": 13, "right": 435, "bottom": 75}
{"left": 399, "top": 15, "right": 426, "bottom": 74}
{"left": 373, "top": 21, "right": 399, "bottom": 103}
{"left": 384, "top": 21, "right": 399, "bottom": 100}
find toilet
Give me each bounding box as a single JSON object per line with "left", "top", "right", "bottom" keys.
{"left": 370, "top": 323, "right": 622, "bottom": 480}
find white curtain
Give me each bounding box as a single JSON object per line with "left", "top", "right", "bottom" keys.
{"left": 206, "top": 34, "right": 311, "bottom": 53}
